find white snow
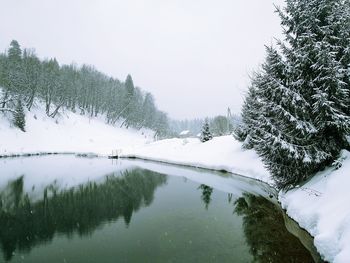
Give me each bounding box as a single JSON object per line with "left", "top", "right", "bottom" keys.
{"left": 120, "top": 136, "right": 272, "bottom": 184}
{"left": 279, "top": 150, "right": 350, "bottom": 263}
{"left": 179, "top": 130, "right": 190, "bottom": 136}
{"left": 0, "top": 104, "right": 154, "bottom": 156}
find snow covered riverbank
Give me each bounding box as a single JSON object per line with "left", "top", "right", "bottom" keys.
{"left": 280, "top": 150, "right": 350, "bottom": 263}
{"left": 120, "top": 136, "right": 350, "bottom": 263}
{"left": 0, "top": 106, "right": 154, "bottom": 157}
{"left": 120, "top": 136, "right": 272, "bottom": 184}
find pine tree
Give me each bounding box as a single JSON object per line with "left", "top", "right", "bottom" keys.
{"left": 238, "top": 79, "right": 264, "bottom": 149}
{"left": 121, "top": 74, "right": 135, "bottom": 127}
{"left": 7, "top": 40, "right": 23, "bottom": 93}
{"left": 253, "top": 47, "right": 325, "bottom": 187}
{"left": 8, "top": 40, "right": 22, "bottom": 61}
{"left": 241, "top": 0, "right": 350, "bottom": 187}
{"left": 13, "top": 99, "right": 26, "bottom": 132}
{"left": 200, "top": 119, "right": 213, "bottom": 142}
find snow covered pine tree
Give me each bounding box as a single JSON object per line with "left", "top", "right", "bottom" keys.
{"left": 240, "top": 0, "right": 350, "bottom": 188}
{"left": 13, "top": 99, "right": 26, "bottom": 132}
{"left": 200, "top": 119, "right": 213, "bottom": 142}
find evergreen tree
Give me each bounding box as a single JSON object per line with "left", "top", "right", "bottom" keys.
{"left": 241, "top": 0, "right": 350, "bottom": 187}
{"left": 200, "top": 119, "right": 213, "bottom": 142}
{"left": 7, "top": 40, "right": 23, "bottom": 93}
{"left": 142, "top": 93, "right": 156, "bottom": 128}
{"left": 13, "top": 99, "right": 26, "bottom": 132}
{"left": 238, "top": 80, "right": 264, "bottom": 149}
{"left": 253, "top": 47, "right": 325, "bottom": 187}
{"left": 122, "top": 74, "right": 136, "bottom": 127}
{"left": 8, "top": 40, "right": 21, "bottom": 60}
{"left": 125, "top": 74, "right": 135, "bottom": 98}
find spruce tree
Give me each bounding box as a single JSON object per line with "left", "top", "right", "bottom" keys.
{"left": 238, "top": 80, "right": 264, "bottom": 149}
{"left": 13, "top": 99, "right": 26, "bottom": 132}
{"left": 253, "top": 47, "right": 325, "bottom": 187}
{"left": 200, "top": 119, "right": 213, "bottom": 142}
{"left": 241, "top": 0, "right": 350, "bottom": 187}
{"left": 8, "top": 40, "right": 22, "bottom": 61}
{"left": 7, "top": 40, "right": 23, "bottom": 93}
{"left": 122, "top": 74, "right": 135, "bottom": 127}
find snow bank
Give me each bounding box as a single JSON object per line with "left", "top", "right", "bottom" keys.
{"left": 280, "top": 150, "right": 350, "bottom": 263}
{"left": 128, "top": 159, "right": 276, "bottom": 200}
{"left": 0, "top": 105, "right": 154, "bottom": 156}
{"left": 120, "top": 136, "right": 272, "bottom": 184}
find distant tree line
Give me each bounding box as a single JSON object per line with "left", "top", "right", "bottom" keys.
{"left": 236, "top": 0, "right": 350, "bottom": 188}
{"left": 0, "top": 40, "right": 169, "bottom": 137}
{"left": 170, "top": 113, "right": 241, "bottom": 137}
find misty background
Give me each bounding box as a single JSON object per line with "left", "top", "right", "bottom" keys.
{"left": 0, "top": 0, "right": 284, "bottom": 119}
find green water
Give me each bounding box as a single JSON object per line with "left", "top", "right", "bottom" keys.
{"left": 0, "top": 156, "right": 320, "bottom": 262}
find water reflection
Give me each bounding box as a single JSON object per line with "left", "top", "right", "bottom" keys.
{"left": 0, "top": 157, "right": 324, "bottom": 263}
{"left": 198, "top": 184, "right": 213, "bottom": 210}
{"left": 234, "top": 193, "right": 322, "bottom": 263}
{"left": 0, "top": 169, "right": 167, "bottom": 261}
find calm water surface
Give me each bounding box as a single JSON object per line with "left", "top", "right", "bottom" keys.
{"left": 0, "top": 156, "right": 323, "bottom": 262}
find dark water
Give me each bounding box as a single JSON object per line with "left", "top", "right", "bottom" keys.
{"left": 0, "top": 156, "right": 323, "bottom": 263}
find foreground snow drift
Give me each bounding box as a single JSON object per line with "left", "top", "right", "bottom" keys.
{"left": 120, "top": 136, "right": 272, "bottom": 184}
{"left": 0, "top": 106, "right": 154, "bottom": 156}
{"left": 280, "top": 150, "right": 350, "bottom": 263}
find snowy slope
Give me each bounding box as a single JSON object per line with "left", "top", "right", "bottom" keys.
{"left": 120, "top": 136, "right": 272, "bottom": 184}
{"left": 280, "top": 150, "right": 350, "bottom": 263}
{"left": 0, "top": 105, "right": 154, "bottom": 156}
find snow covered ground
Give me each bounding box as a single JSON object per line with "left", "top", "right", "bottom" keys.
{"left": 279, "top": 150, "right": 350, "bottom": 263}
{"left": 120, "top": 136, "right": 350, "bottom": 263}
{"left": 0, "top": 105, "right": 154, "bottom": 156}
{"left": 120, "top": 136, "right": 272, "bottom": 184}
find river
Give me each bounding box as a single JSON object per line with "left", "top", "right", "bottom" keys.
{"left": 0, "top": 155, "right": 323, "bottom": 262}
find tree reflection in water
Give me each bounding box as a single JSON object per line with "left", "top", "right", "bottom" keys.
{"left": 0, "top": 169, "right": 167, "bottom": 261}
{"left": 234, "top": 193, "right": 321, "bottom": 263}
{"left": 198, "top": 184, "right": 214, "bottom": 210}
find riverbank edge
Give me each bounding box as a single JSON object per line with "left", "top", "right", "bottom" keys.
{"left": 121, "top": 155, "right": 275, "bottom": 186}
{"left": 0, "top": 151, "right": 102, "bottom": 159}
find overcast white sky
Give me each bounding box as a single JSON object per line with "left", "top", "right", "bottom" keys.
{"left": 0, "top": 0, "right": 284, "bottom": 119}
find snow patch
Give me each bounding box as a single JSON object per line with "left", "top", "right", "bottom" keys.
{"left": 120, "top": 135, "right": 272, "bottom": 184}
